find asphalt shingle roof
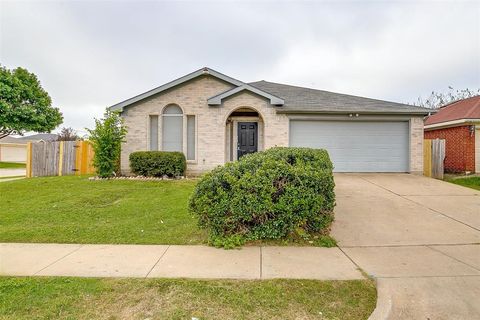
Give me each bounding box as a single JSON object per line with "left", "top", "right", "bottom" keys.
{"left": 249, "top": 80, "right": 431, "bottom": 115}
{"left": 424, "top": 95, "right": 480, "bottom": 125}
{"left": 0, "top": 133, "right": 59, "bottom": 144}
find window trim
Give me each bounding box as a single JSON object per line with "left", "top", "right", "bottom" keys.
{"left": 161, "top": 105, "right": 184, "bottom": 152}
{"left": 157, "top": 105, "right": 197, "bottom": 163}
{"left": 185, "top": 114, "right": 197, "bottom": 163}
{"left": 147, "top": 113, "right": 160, "bottom": 151}
{"left": 148, "top": 114, "right": 159, "bottom": 151}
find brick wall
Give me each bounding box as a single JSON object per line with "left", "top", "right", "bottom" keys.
{"left": 425, "top": 125, "right": 475, "bottom": 173}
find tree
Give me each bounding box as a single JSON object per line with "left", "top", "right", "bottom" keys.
{"left": 57, "top": 127, "right": 81, "bottom": 141}
{"left": 0, "top": 66, "right": 63, "bottom": 139}
{"left": 416, "top": 87, "right": 480, "bottom": 109}
{"left": 86, "top": 109, "right": 127, "bottom": 178}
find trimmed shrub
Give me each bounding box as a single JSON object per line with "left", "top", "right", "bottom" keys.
{"left": 129, "top": 151, "right": 186, "bottom": 177}
{"left": 188, "top": 147, "right": 335, "bottom": 248}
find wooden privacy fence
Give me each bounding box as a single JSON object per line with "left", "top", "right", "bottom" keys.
{"left": 424, "top": 138, "right": 446, "bottom": 179}
{"left": 26, "top": 141, "right": 95, "bottom": 177}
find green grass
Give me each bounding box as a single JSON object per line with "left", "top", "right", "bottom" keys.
{"left": 0, "top": 176, "right": 205, "bottom": 244}
{"left": 446, "top": 176, "right": 480, "bottom": 191}
{"left": 0, "top": 161, "right": 26, "bottom": 169}
{"left": 0, "top": 277, "right": 376, "bottom": 320}
{"left": 0, "top": 176, "right": 338, "bottom": 247}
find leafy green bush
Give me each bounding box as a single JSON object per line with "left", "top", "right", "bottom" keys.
{"left": 189, "top": 147, "right": 336, "bottom": 248}
{"left": 87, "top": 110, "right": 127, "bottom": 178}
{"left": 129, "top": 151, "right": 186, "bottom": 177}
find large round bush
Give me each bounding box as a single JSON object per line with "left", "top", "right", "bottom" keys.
{"left": 188, "top": 147, "right": 336, "bottom": 247}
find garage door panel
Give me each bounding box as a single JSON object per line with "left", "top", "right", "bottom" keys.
{"left": 289, "top": 120, "right": 409, "bottom": 172}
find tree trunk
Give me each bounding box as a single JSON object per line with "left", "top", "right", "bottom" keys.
{"left": 0, "top": 131, "right": 13, "bottom": 139}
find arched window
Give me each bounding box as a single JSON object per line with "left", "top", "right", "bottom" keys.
{"left": 163, "top": 104, "right": 183, "bottom": 115}
{"left": 162, "top": 105, "right": 183, "bottom": 152}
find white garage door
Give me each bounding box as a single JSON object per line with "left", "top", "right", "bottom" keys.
{"left": 289, "top": 120, "right": 409, "bottom": 172}
{"left": 0, "top": 144, "right": 27, "bottom": 163}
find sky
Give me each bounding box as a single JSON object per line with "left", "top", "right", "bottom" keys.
{"left": 1, "top": 0, "right": 479, "bottom": 136}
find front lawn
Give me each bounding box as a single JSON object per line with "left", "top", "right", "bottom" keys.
{"left": 0, "top": 277, "right": 376, "bottom": 320}
{"left": 0, "top": 176, "right": 205, "bottom": 244}
{"left": 0, "top": 175, "right": 337, "bottom": 246}
{"left": 0, "top": 161, "right": 26, "bottom": 169}
{"left": 446, "top": 176, "right": 480, "bottom": 191}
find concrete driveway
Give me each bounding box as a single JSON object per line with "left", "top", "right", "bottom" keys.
{"left": 0, "top": 168, "right": 26, "bottom": 177}
{"left": 0, "top": 168, "right": 25, "bottom": 182}
{"left": 332, "top": 173, "right": 480, "bottom": 319}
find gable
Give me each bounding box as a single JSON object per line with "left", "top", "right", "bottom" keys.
{"left": 207, "top": 84, "right": 284, "bottom": 106}
{"left": 110, "top": 67, "right": 244, "bottom": 112}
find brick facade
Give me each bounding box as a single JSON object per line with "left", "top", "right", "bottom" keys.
{"left": 425, "top": 126, "right": 476, "bottom": 173}
{"left": 120, "top": 74, "right": 424, "bottom": 175}
{"left": 120, "top": 75, "right": 289, "bottom": 175}
{"left": 410, "top": 117, "right": 424, "bottom": 174}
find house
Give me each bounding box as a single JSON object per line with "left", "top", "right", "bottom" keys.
{"left": 0, "top": 133, "right": 59, "bottom": 163}
{"left": 110, "top": 67, "right": 430, "bottom": 175}
{"left": 424, "top": 95, "right": 480, "bottom": 173}
{"left": 17, "top": 133, "right": 59, "bottom": 142}
{"left": 0, "top": 133, "right": 59, "bottom": 144}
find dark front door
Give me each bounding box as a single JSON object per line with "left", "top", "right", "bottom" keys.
{"left": 237, "top": 122, "right": 258, "bottom": 159}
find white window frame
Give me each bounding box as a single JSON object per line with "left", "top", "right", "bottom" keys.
{"left": 147, "top": 113, "right": 160, "bottom": 151}
{"left": 161, "top": 105, "right": 184, "bottom": 152}
{"left": 184, "top": 114, "right": 198, "bottom": 163}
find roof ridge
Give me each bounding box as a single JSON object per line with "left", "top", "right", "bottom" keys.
{"left": 439, "top": 94, "right": 480, "bottom": 109}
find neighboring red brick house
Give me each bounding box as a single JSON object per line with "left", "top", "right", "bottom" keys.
{"left": 424, "top": 96, "right": 480, "bottom": 173}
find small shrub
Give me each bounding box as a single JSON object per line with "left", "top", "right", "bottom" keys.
{"left": 86, "top": 109, "right": 127, "bottom": 178}
{"left": 189, "top": 147, "right": 336, "bottom": 248}
{"left": 129, "top": 151, "right": 186, "bottom": 177}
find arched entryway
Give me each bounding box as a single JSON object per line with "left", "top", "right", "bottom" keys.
{"left": 225, "top": 107, "right": 265, "bottom": 162}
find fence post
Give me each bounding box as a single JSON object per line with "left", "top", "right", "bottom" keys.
{"left": 423, "top": 139, "right": 432, "bottom": 177}
{"left": 58, "top": 141, "right": 64, "bottom": 176}
{"left": 432, "top": 139, "right": 445, "bottom": 179}
{"left": 26, "top": 142, "right": 32, "bottom": 178}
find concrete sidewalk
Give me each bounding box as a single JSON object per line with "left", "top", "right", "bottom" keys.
{"left": 0, "top": 243, "right": 364, "bottom": 280}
